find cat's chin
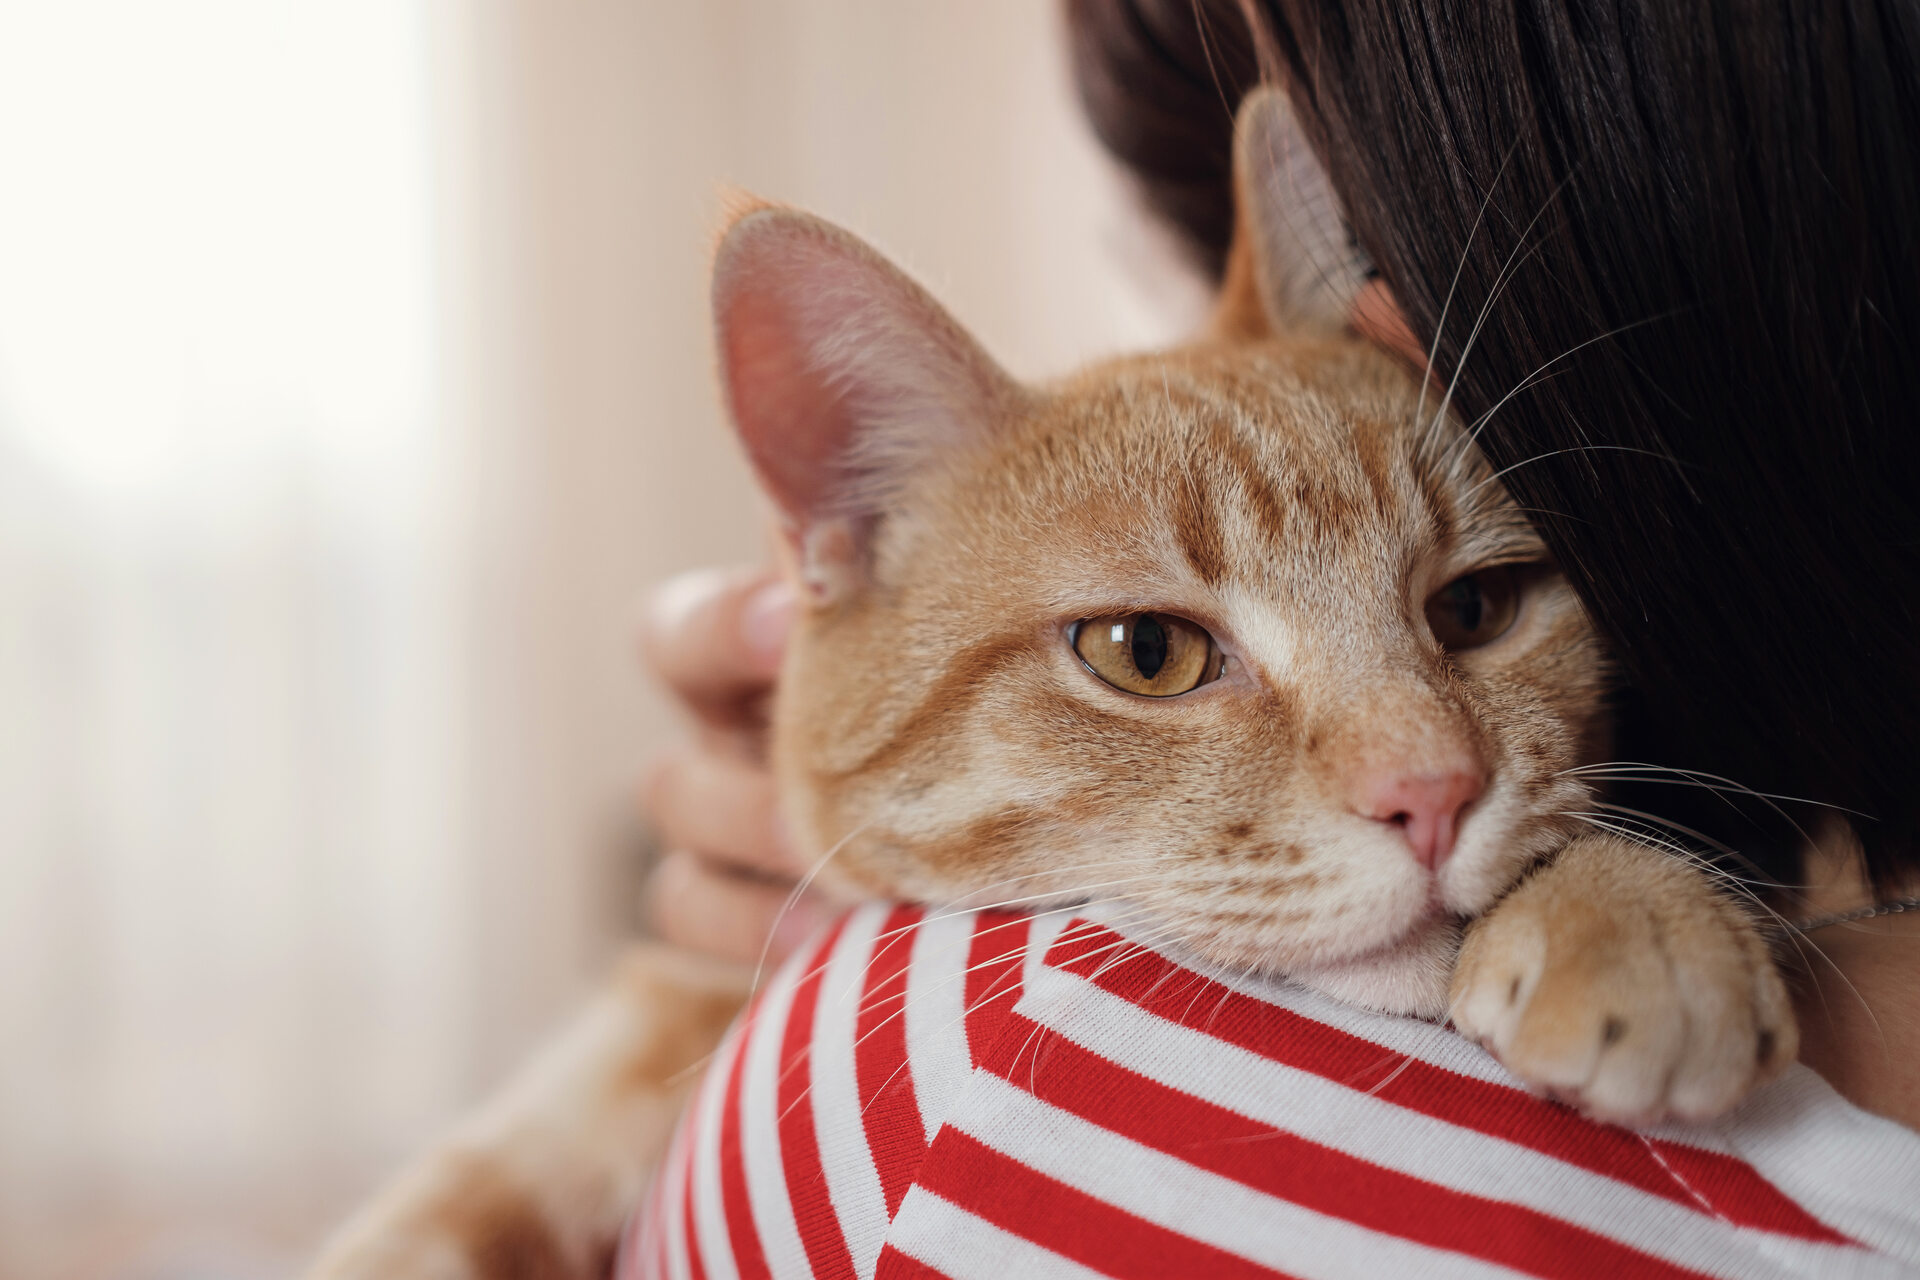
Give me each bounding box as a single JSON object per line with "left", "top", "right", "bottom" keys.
{"left": 1287, "top": 917, "right": 1462, "bottom": 1019}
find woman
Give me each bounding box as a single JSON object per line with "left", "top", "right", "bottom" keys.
{"left": 642, "top": 0, "right": 1920, "bottom": 1140}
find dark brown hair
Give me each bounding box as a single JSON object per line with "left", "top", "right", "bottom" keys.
{"left": 1068, "top": 0, "right": 1920, "bottom": 887}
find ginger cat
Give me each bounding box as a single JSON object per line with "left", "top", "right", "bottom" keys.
{"left": 310, "top": 89, "right": 1794, "bottom": 1280}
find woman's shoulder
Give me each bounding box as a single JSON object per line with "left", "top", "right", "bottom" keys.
{"left": 624, "top": 904, "right": 1920, "bottom": 1279}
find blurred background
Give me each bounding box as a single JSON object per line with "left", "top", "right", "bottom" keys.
{"left": 0, "top": 3, "right": 1204, "bottom": 1276}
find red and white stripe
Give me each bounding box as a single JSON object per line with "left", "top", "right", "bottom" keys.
{"left": 617, "top": 905, "right": 1920, "bottom": 1280}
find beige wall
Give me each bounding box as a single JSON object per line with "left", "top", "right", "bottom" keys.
{"left": 0, "top": 4, "right": 1208, "bottom": 1275}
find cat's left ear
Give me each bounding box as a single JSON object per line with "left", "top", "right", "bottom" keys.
{"left": 713, "top": 204, "right": 1025, "bottom": 601}
{"left": 1215, "top": 85, "right": 1373, "bottom": 339}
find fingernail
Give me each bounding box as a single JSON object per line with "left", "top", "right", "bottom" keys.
{"left": 740, "top": 579, "right": 795, "bottom": 665}
{"left": 648, "top": 566, "right": 732, "bottom": 636}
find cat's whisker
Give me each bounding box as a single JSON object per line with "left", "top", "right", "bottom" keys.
{"left": 1141, "top": 958, "right": 1209, "bottom": 1017}
{"left": 1081, "top": 929, "right": 1175, "bottom": 988}
{"left": 1562, "top": 812, "right": 1796, "bottom": 943}
{"left": 1584, "top": 801, "right": 1774, "bottom": 882}
{"left": 1559, "top": 761, "right": 1867, "bottom": 856}
{"left": 1148, "top": 956, "right": 1215, "bottom": 1032}
{"left": 1567, "top": 817, "right": 1803, "bottom": 963}
{"left": 838, "top": 935, "right": 1028, "bottom": 1040}
{"left": 1461, "top": 444, "right": 1694, "bottom": 506}
{"left": 661, "top": 1045, "right": 726, "bottom": 1091}
{"left": 842, "top": 917, "right": 1178, "bottom": 1123}
{"left": 897, "top": 907, "right": 1149, "bottom": 1007}
{"left": 1563, "top": 812, "right": 1774, "bottom": 907}
{"left": 911, "top": 873, "right": 1167, "bottom": 933}
{"left": 759, "top": 901, "right": 1125, "bottom": 1106}
{"left": 1557, "top": 761, "right": 1864, "bottom": 816}
{"left": 1598, "top": 842, "right": 1877, "bottom": 1040}
{"left": 941, "top": 858, "right": 1158, "bottom": 905}
{"left": 749, "top": 820, "right": 871, "bottom": 1002}
{"left": 837, "top": 875, "right": 1167, "bottom": 1005}
{"left": 1412, "top": 139, "right": 1521, "bottom": 458}
{"left": 1423, "top": 236, "right": 1546, "bottom": 450}
{"left": 1442, "top": 368, "right": 1570, "bottom": 482}
{"left": 1357, "top": 1049, "right": 1420, "bottom": 1100}
{"left": 1559, "top": 811, "right": 1878, "bottom": 1033}
{"left": 830, "top": 878, "right": 1156, "bottom": 1005}
{"left": 1091, "top": 924, "right": 1205, "bottom": 1012}
{"left": 849, "top": 920, "right": 1170, "bottom": 1126}
{"left": 1441, "top": 311, "right": 1685, "bottom": 481}
{"left": 856, "top": 902, "right": 1161, "bottom": 1039}
{"left": 1422, "top": 160, "right": 1587, "bottom": 453}
{"left": 774, "top": 926, "right": 1045, "bottom": 1124}
{"left": 1073, "top": 915, "right": 1194, "bottom": 989}
{"left": 1199, "top": 980, "right": 1238, "bottom": 1038}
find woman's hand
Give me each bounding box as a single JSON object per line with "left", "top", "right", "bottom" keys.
{"left": 639, "top": 565, "right": 830, "bottom": 965}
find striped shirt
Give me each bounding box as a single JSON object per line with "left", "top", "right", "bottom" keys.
{"left": 616, "top": 905, "right": 1920, "bottom": 1279}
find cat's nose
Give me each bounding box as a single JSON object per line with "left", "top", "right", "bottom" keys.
{"left": 1352, "top": 770, "right": 1484, "bottom": 870}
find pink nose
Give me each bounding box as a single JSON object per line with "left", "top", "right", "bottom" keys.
{"left": 1353, "top": 770, "right": 1484, "bottom": 870}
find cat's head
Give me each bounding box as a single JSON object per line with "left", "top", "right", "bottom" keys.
{"left": 711, "top": 90, "right": 1608, "bottom": 1015}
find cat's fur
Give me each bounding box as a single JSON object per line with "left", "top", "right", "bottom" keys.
{"left": 310, "top": 90, "right": 1794, "bottom": 1280}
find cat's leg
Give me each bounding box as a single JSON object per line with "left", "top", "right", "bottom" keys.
{"left": 1450, "top": 833, "right": 1796, "bottom": 1125}
{"left": 307, "top": 945, "right": 749, "bottom": 1280}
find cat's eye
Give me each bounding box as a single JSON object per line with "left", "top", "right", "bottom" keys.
{"left": 1072, "top": 613, "right": 1225, "bottom": 697}
{"left": 1424, "top": 567, "right": 1521, "bottom": 649}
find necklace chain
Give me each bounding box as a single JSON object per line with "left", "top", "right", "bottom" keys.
{"left": 1789, "top": 895, "right": 1920, "bottom": 934}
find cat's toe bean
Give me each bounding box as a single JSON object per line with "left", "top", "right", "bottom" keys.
{"left": 1663, "top": 985, "right": 1755, "bottom": 1120}
{"left": 1448, "top": 914, "right": 1547, "bottom": 1053}
{"left": 1496, "top": 991, "right": 1615, "bottom": 1095}
{"left": 1748, "top": 964, "right": 1799, "bottom": 1080}
{"left": 1573, "top": 1006, "right": 1690, "bottom": 1124}
{"left": 1499, "top": 960, "right": 1690, "bottom": 1123}
{"left": 1664, "top": 958, "right": 1797, "bottom": 1121}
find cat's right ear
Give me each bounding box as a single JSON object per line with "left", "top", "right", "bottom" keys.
{"left": 713, "top": 205, "right": 1024, "bottom": 602}
{"left": 1214, "top": 85, "right": 1372, "bottom": 340}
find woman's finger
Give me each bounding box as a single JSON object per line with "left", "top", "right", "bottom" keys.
{"left": 643, "top": 743, "right": 797, "bottom": 879}
{"left": 647, "top": 849, "right": 830, "bottom": 966}
{"left": 641, "top": 565, "right": 794, "bottom": 729}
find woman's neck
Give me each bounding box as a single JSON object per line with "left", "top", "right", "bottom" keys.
{"left": 1785, "top": 829, "right": 1920, "bottom": 1130}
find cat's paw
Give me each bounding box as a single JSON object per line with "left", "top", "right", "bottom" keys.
{"left": 1450, "top": 834, "right": 1796, "bottom": 1126}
